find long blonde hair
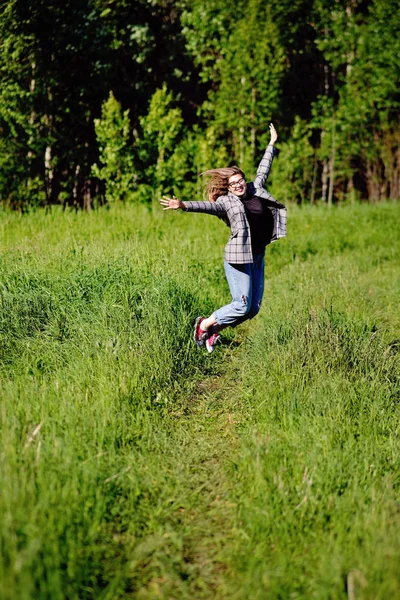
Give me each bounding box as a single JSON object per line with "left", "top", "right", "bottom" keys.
{"left": 200, "top": 166, "right": 245, "bottom": 202}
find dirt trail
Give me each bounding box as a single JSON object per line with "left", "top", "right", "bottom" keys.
{"left": 153, "top": 373, "right": 243, "bottom": 599}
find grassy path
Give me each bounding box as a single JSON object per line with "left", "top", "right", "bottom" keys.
{"left": 152, "top": 378, "right": 239, "bottom": 598}
{"left": 125, "top": 348, "right": 250, "bottom": 599}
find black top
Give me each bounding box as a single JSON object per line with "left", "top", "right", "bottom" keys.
{"left": 242, "top": 194, "right": 274, "bottom": 254}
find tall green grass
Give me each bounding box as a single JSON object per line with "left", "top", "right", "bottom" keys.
{"left": 224, "top": 205, "right": 400, "bottom": 599}
{"left": 0, "top": 202, "right": 399, "bottom": 599}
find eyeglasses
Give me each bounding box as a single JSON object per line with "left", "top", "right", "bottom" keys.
{"left": 228, "top": 177, "right": 245, "bottom": 189}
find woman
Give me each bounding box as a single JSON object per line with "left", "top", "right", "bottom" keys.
{"left": 160, "top": 123, "right": 287, "bottom": 353}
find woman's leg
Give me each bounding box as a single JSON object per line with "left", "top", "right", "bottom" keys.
{"left": 201, "top": 261, "right": 252, "bottom": 332}
{"left": 202, "top": 253, "right": 265, "bottom": 333}
{"left": 199, "top": 254, "right": 265, "bottom": 338}
{"left": 245, "top": 253, "right": 265, "bottom": 321}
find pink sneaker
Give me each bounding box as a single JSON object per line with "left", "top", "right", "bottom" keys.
{"left": 205, "top": 332, "right": 220, "bottom": 353}
{"left": 194, "top": 316, "right": 207, "bottom": 346}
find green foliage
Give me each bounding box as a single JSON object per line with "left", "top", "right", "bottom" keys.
{"left": 270, "top": 117, "right": 315, "bottom": 204}
{"left": 193, "top": 124, "right": 230, "bottom": 181}
{"left": 93, "top": 92, "right": 136, "bottom": 203}
{"left": 139, "top": 85, "right": 184, "bottom": 192}
{"left": 0, "top": 0, "right": 197, "bottom": 208}
{"left": 180, "top": 0, "right": 239, "bottom": 83}
{"left": 138, "top": 84, "right": 200, "bottom": 199}
{"left": 0, "top": 2, "right": 37, "bottom": 206}
{"left": 1, "top": 0, "right": 399, "bottom": 206}
{"left": 181, "top": 0, "right": 286, "bottom": 173}
{"left": 212, "top": 3, "right": 285, "bottom": 171}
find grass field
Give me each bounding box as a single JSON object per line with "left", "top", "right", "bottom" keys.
{"left": 0, "top": 201, "right": 399, "bottom": 599}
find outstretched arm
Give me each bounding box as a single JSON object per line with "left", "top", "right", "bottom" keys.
{"left": 253, "top": 123, "right": 278, "bottom": 190}
{"left": 160, "top": 195, "right": 226, "bottom": 218}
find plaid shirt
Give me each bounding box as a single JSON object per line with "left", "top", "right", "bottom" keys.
{"left": 184, "top": 145, "right": 287, "bottom": 264}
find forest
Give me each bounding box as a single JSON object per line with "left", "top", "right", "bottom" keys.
{"left": 0, "top": 0, "right": 399, "bottom": 209}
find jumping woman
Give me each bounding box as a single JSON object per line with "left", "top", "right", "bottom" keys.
{"left": 160, "top": 123, "right": 287, "bottom": 353}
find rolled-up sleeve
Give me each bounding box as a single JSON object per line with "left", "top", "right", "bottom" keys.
{"left": 253, "top": 145, "right": 278, "bottom": 190}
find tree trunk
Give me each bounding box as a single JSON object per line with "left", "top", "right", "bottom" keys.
{"left": 27, "top": 62, "right": 36, "bottom": 161}
{"left": 366, "top": 160, "right": 379, "bottom": 203}
{"left": 250, "top": 86, "right": 256, "bottom": 165}
{"left": 321, "top": 159, "right": 328, "bottom": 203}
{"left": 239, "top": 76, "right": 246, "bottom": 166}
{"left": 347, "top": 175, "right": 355, "bottom": 204}
{"left": 310, "top": 154, "right": 318, "bottom": 204}
{"left": 327, "top": 118, "right": 336, "bottom": 207}
{"left": 44, "top": 145, "right": 53, "bottom": 204}
{"left": 345, "top": 5, "right": 354, "bottom": 78}
{"left": 83, "top": 180, "right": 92, "bottom": 211}
{"left": 27, "top": 62, "right": 36, "bottom": 196}
{"left": 44, "top": 84, "right": 54, "bottom": 205}
{"left": 73, "top": 164, "right": 81, "bottom": 209}
{"left": 393, "top": 140, "right": 400, "bottom": 200}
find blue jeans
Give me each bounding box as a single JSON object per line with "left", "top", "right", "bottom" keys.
{"left": 213, "top": 253, "right": 265, "bottom": 328}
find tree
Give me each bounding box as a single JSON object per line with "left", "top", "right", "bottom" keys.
{"left": 138, "top": 84, "right": 191, "bottom": 197}
{"left": 92, "top": 92, "right": 136, "bottom": 203}
{"left": 181, "top": 0, "right": 286, "bottom": 174}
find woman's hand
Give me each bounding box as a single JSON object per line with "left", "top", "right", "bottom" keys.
{"left": 160, "top": 195, "right": 184, "bottom": 210}
{"left": 269, "top": 122, "right": 278, "bottom": 145}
